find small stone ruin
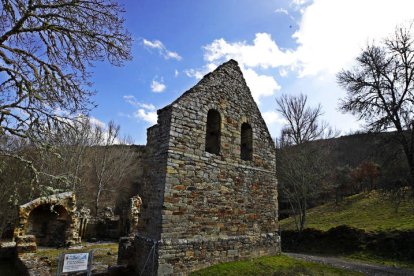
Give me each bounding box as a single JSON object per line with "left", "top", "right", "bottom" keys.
{"left": 13, "top": 191, "right": 80, "bottom": 251}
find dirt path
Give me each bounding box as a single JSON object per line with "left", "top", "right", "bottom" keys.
{"left": 285, "top": 252, "right": 414, "bottom": 276}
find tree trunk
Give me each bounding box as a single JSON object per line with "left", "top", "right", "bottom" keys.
{"left": 299, "top": 197, "right": 307, "bottom": 232}
{"left": 408, "top": 159, "right": 414, "bottom": 193}
{"left": 95, "top": 188, "right": 101, "bottom": 217}
{"left": 94, "top": 146, "right": 109, "bottom": 217}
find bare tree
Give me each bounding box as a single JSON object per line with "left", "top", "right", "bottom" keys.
{"left": 276, "top": 94, "right": 335, "bottom": 231}
{"left": 31, "top": 118, "right": 137, "bottom": 215}
{"left": 0, "top": 145, "right": 35, "bottom": 235}
{"left": 337, "top": 25, "right": 414, "bottom": 191}
{"left": 276, "top": 94, "right": 334, "bottom": 146}
{"left": 0, "top": 0, "right": 132, "bottom": 181}
{"left": 85, "top": 121, "right": 136, "bottom": 216}
{"left": 277, "top": 143, "right": 331, "bottom": 231}
{"left": 33, "top": 116, "right": 98, "bottom": 193}
{"left": 0, "top": 117, "right": 137, "bottom": 234}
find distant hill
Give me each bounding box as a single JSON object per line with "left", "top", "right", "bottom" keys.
{"left": 277, "top": 131, "right": 411, "bottom": 219}
{"left": 323, "top": 131, "right": 407, "bottom": 171}
{"left": 279, "top": 190, "right": 414, "bottom": 232}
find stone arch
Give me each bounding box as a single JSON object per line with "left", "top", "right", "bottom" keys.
{"left": 27, "top": 204, "right": 70, "bottom": 246}
{"left": 241, "top": 122, "right": 253, "bottom": 161}
{"left": 205, "top": 109, "right": 221, "bottom": 155}
{"left": 14, "top": 192, "right": 80, "bottom": 247}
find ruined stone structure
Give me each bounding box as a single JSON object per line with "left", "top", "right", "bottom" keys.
{"left": 14, "top": 191, "right": 80, "bottom": 249}
{"left": 120, "top": 60, "right": 280, "bottom": 275}
{"left": 128, "top": 195, "right": 142, "bottom": 235}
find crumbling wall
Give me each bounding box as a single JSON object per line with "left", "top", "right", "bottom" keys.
{"left": 136, "top": 108, "right": 172, "bottom": 239}
{"left": 130, "top": 107, "right": 172, "bottom": 273}
{"left": 128, "top": 195, "right": 142, "bottom": 235}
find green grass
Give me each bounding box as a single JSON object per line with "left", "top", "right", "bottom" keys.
{"left": 190, "top": 254, "right": 363, "bottom": 276}
{"left": 344, "top": 252, "right": 414, "bottom": 271}
{"left": 280, "top": 190, "right": 414, "bottom": 231}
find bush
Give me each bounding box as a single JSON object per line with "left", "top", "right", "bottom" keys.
{"left": 281, "top": 225, "right": 414, "bottom": 261}
{"left": 365, "top": 230, "right": 414, "bottom": 260}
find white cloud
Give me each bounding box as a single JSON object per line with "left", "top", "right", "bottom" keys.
{"left": 291, "top": 0, "right": 307, "bottom": 5}
{"left": 123, "top": 95, "right": 158, "bottom": 125}
{"left": 73, "top": 115, "right": 125, "bottom": 144}
{"left": 262, "top": 111, "right": 287, "bottom": 125}
{"left": 290, "top": 0, "right": 311, "bottom": 8}
{"left": 135, "top": 109, "right": 157, "bottom": 125}
{"left": 88, "top": 116, "right": 106, "bottom": 129}
{"left": 174, "top": 69, "right": 179, "bottom": 77}
{"left": 151, "top": 80, "right": 166, "bottom": 93}
{"left": 184, "top": 34, "right": 290, "bottom": 102}
{"left": 142, "top": 38, "right": 182, "bottom": 61}
{"left": 142, "top": 39, "right": 163, "bottom": 49}
{"left": 293, "top": 0, "right": 414, "bottom": 76}
{"left": 275, "top": 8, "right": 289, "bottom": 15}
{"left": 204, "top": 33, "right": 295, "bottom": 69}
{"left": 72, "top": 114, "right": 107, "bottom": 130}
{"left": 274, "top": 8, "right": 296, "bottom": 21}
{"left": 123, "top": 95, "right": 156, "bottom": 110}
{"left": 184, "top": 68, "right": 205, "bottom": 79}
{"left": 279, "top": 68, "right": 288, "bottom": 77}
{"left": 185, "top": 62, "right": 280, "bottom": 103}
{"left": 183, "top": 0, "right": 414, "bottom": 137}
{"left": 194, "top": 1, "right": 414, "bottom": 81}
{"left": 242, "top": 67, "right": 281, "bottom": 103}
{"left": 166, "top": 51, "right": 182, "bottom": 60}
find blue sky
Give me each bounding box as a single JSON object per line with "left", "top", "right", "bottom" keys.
{"left": 88, "top": 0, "right": 414, "bottom": 144}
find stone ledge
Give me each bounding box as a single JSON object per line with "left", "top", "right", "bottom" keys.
{"left": 167, "top": 149, "right": 275, "bottom": 173}
{"left": 160, "top": 232, "right": 280, "bottom": 246}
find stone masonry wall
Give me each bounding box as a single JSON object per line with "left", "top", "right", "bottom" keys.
{"left": 132, "top": 107, "right": 172, "bottom": 273}
{"left": 158, "top": 60, "right": 279, "bottom": 274}
{"left": 126, "top": 60, "right": 280, "bottom": 275}
{"left": 137, "top": 107, "right": 172, "bottom": 239}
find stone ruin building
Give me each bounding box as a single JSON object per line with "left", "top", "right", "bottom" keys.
{"left": 13, "top": 192, "right": 80, "bottom": 252}
{"left": 119, "top": 59, "right": 280, "bottom": 275}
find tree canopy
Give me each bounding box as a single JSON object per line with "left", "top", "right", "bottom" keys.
{"left": 0, "top": 0, "right": 132, "bottom": 143}
{"left": 276, "top": 94, "right": 333, "bottom": 146}
{"left": 338, "top": 25, "right": 414, "bottom": 189}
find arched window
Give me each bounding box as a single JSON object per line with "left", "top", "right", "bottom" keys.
{"left": 241, "top": 123, "right": 253, "bottom": 161}
{"left": 205, "top": 109, "right": 221, "bottom": 155}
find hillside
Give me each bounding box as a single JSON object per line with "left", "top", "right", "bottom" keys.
{"left": 279, "top": 190, "right": 414, "bottom": 232}
{"left": 277, "top": 131, "right": 411, "bottom": 219}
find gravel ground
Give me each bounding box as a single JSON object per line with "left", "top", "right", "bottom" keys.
{"left": 285, "top": 252, "right": 414, "bottom": 276}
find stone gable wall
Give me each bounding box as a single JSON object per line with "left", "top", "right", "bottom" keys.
{"left": 126, "top": 60, "right": 280, "bottom": 275}
{"left": 158, "top": 60, "right": 279, "bottom": 274}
